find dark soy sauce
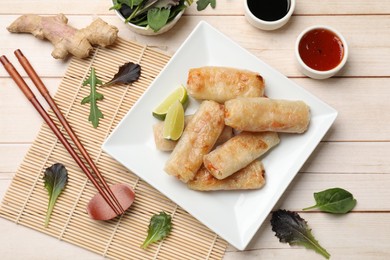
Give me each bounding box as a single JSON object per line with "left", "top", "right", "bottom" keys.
{"left": 248, "top": 0, "right": 291, "bottom": 22}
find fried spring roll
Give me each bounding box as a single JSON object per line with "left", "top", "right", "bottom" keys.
{"left": 187, "top": 160, "right": 266, "bottom": 191}
{"left": 203, "top": 132, "right": 279, "bottom": 180}
{"left": 225, "top": 97, "right": 310, "bottom": 133}
{"left": 186, "top": 66, "right": 265, "bottom": 103}
{"left": 153, "top": 118, "right": 233, "bottom": 152}
{"left": 164, "top": 100, "right": 225, "bottom": 183}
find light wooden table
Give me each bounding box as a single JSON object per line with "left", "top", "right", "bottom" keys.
{"left": 1, "top": 1, "right": 390, "bottom": 259}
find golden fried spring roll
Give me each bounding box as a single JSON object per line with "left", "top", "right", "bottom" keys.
{"left": 225, "top": 97, "right": 310, "bottom": 133}
{"left": 203, "top": 131, "right": 279, "bottom": 180}
{"left": 187, "top": 160, "right": 266, "bottom": 191}
{"left": 164, "top": 100, "right": 225, "bottom": 183}
{"left": 153, "top": 118, "right": 233, "bottom": 152}
{"left": 186, "top": 66, "right": 265, "bottom": 103}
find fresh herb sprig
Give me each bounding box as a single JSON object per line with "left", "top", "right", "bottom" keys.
{"left": 111, "top": 0, "right": 215, "bottom": 32}
{"left": 81, "top": 67, "right": 104, "bottom": 128}
{"left": 81, "top": 63, "right": 141, "bottom": 128}
{"left": 141, "top": 211, "right": 172, "bottom": 249}
{"left": 43, "top": 163, "right": 68, "bottom": 227}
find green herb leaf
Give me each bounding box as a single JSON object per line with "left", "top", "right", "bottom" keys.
{"left": 141, "top": 211, "right": 172, "bottom": 249}
{"left": 101, "top": 62, "right": 141, "bottom": 88}
{"left": 303, "top": 187, "right": 357, "bottom": 214}
{"left": 115, "top": 0, "right": 188, "bottom": 31}
{"left": 132, "top": 0, "right": 144, "bottom": 7}
{"left": 196, "top": 0, "right": 216, "bottom": 11}
{"left": 271, "top": 209, "right": 331, "bottom": 259}
{"left": 81, "top": 67, "right": 104, "bottom": 128}
{"left": 43, "top": 163, "right": 68, "bottom": 227}
{"left": 123, "top": 0, "right": 143, "bottom": 9}
{"left": 137, "top": 0, "right": 159, "bottom": 14}
{"left": 109, "top": 2, "right": 123, "bottom": 11}
{"left": 147, "top": 8, "right": 171, "bottom": 32}
{"left": 153, "top": 0, "right": 181, "bottom": 8}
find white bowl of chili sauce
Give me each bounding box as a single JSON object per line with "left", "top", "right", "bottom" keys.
{"left": 295, "top": 25, "right": 348, "bottom": 79}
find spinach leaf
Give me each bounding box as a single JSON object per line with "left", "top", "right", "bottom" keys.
{"left": 81, "top": 67, "right": 104, "bottom": 128}
{"left": 43, "top": 163, "right": 68, "bottom": 227}
{"left": 169, "top": 3, "right": 187, "bottom": 19}
{"left": 271, "top": 209, "right": 330, "bottom": 259}
{"left": 196, "top": 0, "right": 216, "bottom": 11}
{"left": 147, "top": 8, "right": 171, "bottom": 32}
{"left": 303, "top": 187, "right": 357, "bottom": 214}
{"left": 141, "top": 211, "right": 172, "bottom": 249}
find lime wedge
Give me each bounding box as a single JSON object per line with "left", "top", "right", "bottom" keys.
{"left": 153, "top": 85, "right": 188, "bottom": 120}
{"left": 163, "top": 100, "right": 185, "bottom": 141}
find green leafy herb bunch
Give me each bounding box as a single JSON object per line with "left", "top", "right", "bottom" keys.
{"left": 110, "top": 0, "right": 216, "bottom": 32}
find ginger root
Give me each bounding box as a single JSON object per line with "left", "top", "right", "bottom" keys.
{"left": 7, "top": 14, "right": 118, "bottom": 59}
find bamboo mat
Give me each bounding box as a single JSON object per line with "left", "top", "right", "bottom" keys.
{"left": 0, "top": 38, "right": 227, "bottom": 259}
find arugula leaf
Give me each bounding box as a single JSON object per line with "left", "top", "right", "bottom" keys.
{"left": 271, "top": 209, "right": 330, "bottom": 259}
{"left": 303, "top": 187, "right": 357, "bottom": 214}
{"left": 43, "top": 163, "right": 68, "bottom": 227}
{"left": 101, "top": 62, "right": 141, "bottom": 88}
{"left": 141, "top": 211, "right": 172, "bottom": 249}
{"left": 196, "top": 0, "right": 216, "bottom": 11}
{"left": 147, "top": 8, "right": 171, "bottom": 32}
{"left": 81, "top": 67, "right": 104, "bottom": 128}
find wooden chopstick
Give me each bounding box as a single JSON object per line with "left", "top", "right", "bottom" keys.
{"left": 14, "top": 50, "right": 125, "bottom": 215}
{"left": 0, "top": 53, "right": 124, "bottom": 216}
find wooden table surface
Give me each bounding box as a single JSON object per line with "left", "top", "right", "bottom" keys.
{"left": 1, "top": 1, "right": 390, "bottom": 259}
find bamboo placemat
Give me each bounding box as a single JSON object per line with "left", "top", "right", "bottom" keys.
{"left": 0, "top": 38, "right": 227, "bottom": 259}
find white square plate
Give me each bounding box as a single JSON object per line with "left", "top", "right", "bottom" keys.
{"left": 102, "top": 21, "right": 337, "bottom": 250}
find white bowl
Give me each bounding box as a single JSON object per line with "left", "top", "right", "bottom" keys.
{"left": 295, "top": 25, "right": 349, "bottom": 79}
{"left": 112, "top": 2, "right": 185, "bottom": 36}
{"left": 244, "top": 0, "right": 296, "bottom": 31}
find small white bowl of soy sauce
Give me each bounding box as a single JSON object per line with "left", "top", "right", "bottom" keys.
{"left": 244, "top": 0, "right": 296, "bottom": 30}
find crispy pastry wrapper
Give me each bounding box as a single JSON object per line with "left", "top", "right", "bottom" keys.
{"left": 224, "top": 97, "right": 310, "bottom": 133}
{"left": 164, "top": 100, "right": 225, "bottom": 183}
{"left": 187, "top": 66, "right": 264, "bottom": 103}
{"left": 203, "top": 131, "right": 280, "bottom": 180}
{"left": 187, "top": 160, "right": 266, "bottom": 191}
{"left": 153, "top": 116, "right": 233, "bottom": 152}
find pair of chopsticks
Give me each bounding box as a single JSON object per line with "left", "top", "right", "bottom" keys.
{"left": 0, "top": 50, "right": 124, "bottom": 216}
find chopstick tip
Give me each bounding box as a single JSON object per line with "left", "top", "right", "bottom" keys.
{"left": 14, "top": 49, "right": 23, "bottom": 56}
{"left": 0, "top": 55, "right": 10, "bottom": 65}
{"left": 14, "top": 49, "right": 25, "bottom": 60}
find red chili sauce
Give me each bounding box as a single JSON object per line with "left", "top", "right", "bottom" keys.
{"left": 298, "top": 28, "right": 344, "bottom": 71}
